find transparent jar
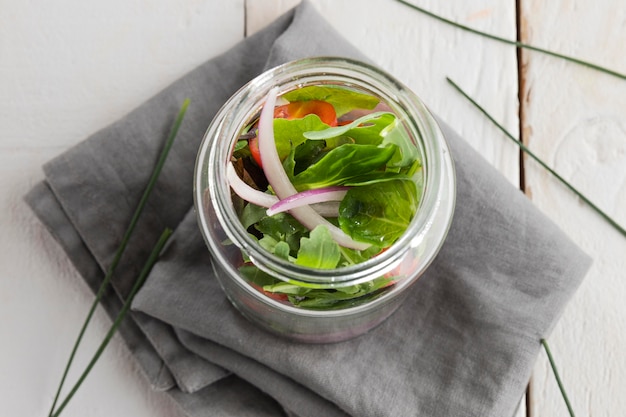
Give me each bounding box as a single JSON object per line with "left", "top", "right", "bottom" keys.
{"left": 194, "top": 57, "right": 455, "bottom": 343}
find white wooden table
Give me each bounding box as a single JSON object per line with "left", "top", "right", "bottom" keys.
{"left": 2, "top": 1, "right": 624, "bottom": 416}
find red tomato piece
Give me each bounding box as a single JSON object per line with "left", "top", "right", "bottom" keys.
{"left": 248, "top": 136, "right": 263, "bottom": 168}
{"left": 249, "top": 283, "right": 289, "bottom": 302}
{"left": 274, "top": 100, "right": 337, "bottom": 126}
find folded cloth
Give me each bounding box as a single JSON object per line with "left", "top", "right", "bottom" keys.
{"left": 26, "top": 1, "right": 591, "bottom": 416}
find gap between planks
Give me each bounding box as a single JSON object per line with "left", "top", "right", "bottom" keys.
{"left": 515, "top": 0, "right": 532, "bottom": 416}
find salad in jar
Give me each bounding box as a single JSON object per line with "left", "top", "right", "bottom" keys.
{"left": 225, "top": 84, "right": 424, "bottom": 309}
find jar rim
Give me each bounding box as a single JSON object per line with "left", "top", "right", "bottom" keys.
{"left": 195, "top": 57, "right": 455, "bottom": 288}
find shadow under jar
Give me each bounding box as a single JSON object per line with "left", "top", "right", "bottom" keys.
{"left": 194, "top": 57, "right": 455, "bottom": 343}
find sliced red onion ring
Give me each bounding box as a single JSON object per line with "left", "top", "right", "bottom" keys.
{"left": 258, "top": 88, "right": 370, "bottom": 250}
{"left": 227, "top": 162, "right": 278, "bottom": 208}
{"left": 267, "top": 186, "right": 349, "bottom": 216}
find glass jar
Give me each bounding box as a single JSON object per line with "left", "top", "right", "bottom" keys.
{"left": 194, "top": 57, "right": 455, "bottom": 343}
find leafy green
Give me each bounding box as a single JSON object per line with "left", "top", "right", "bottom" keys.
{"left": 293, "top": 139, "right": 325, "bottom": 175}
{"left": 295, "top": 225, "right": 341, "bottom": 269}
{"left": 303, "top": 112, "right": 394, "bottom": 145}
{"left": 263, "top": 281, "right": 311, "bottom": 295}
{"left": 274, "top": 241, "right": 292, "bottom": 261}
{"left": 239, "top": 264, "right": 279, "bottom": 287}
{"left": 342, "top": 172, "right": 409, "bottom": 186}
{"left": 259, "top": 271, "right": 393, "bottom": 309}
{"left": 286, "top": 276, "right": 393, "bottom": 309}
{"left": 282, "top": 85, "right": 380, "bottom": 116}
{"left": 257, "top": 227, "right": 294, "bottom": 261}
{"left": 380, "top": 118, "right": 420, "bottom": 167}
{"left": 255, "top": 212, "right": 308, "bottom": 254}
{"left": 233, "top": 139, "right": 248, "bottom": 153}
{"left": 282, "top": 147, "right": 296, "bottom": 179}
{"left": 240, "top": 202, "right": 270, "bottom": 230}
{"left": 339, "top": 245, "right": 382, "bottom": 266}
{"left": 273, "top": 114, "right": 330, "bottom": 160}
{"left": 339, "top": 179, "right": 419, "bottom": 247}
{"left": 291, "top": 143, "right": 397, "bottom": 190}
{"left": 258, "top": 234, "right": 279, "bottom": 253}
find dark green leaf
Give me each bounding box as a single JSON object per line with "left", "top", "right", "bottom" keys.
{"left": 292, "top": 143, "right": 397, "bottom": 190}
{"left": 293, "top": 139, "right": 326, "bottom": 175}
{"left": 282, "top": 147, "right": 296, "bottom": 179}
{"left": 240, "top": 202, "right": 269, "bottom": 230}
{"left": 255, "top": 212, "right": 308, "bottom": 254}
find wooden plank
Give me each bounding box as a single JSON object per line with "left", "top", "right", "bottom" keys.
{"left": 0, "top": 1, "right": 245, "bottom": 416}
{"left": 0, "top": 0, "right": 245, "bottom": 150}
{"left": 247, "top": 1, "right": 524, "bottom": 416}
{"left": 246, "top": 0, "right": 520, "bottom": 182}
{"left": 519, "top": 0, "right": 626, "bottom": 415}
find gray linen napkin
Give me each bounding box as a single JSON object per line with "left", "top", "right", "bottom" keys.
{"left": 26, "top": 1, "right": 591, "bottom": 416}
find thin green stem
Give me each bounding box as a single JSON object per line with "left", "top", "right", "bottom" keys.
{"left": 395, "top": 0, "right": 626, "bottom": 81}
{"left": 446, "top": 77, "right": 626, "bottom": 240}
{"left": 51, "top": 228, "right": 173, "bottom": 417}
{"left": 541, "top": 339, "right": 577, "bottom": 417}
{"left": 47, "top": 99, "right": 190, "bottom": 417}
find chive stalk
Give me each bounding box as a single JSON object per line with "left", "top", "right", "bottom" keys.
{"left": 541, "top": 339, "right": 577, "bottom": 417}
{"left": 395, "top": 0, "right": 626, "bottom": 81}
{"left": 47, "top": 99, "right": 190, "bottom": 416}
{"left": 446, "top": 77, "right": 626, "bottom": 240}
{"left": 51, "top": 228, "right": 173, "bottom": 417}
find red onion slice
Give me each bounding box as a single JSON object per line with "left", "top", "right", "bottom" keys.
{"left": 227, "top": 162, "right": 278, "bottom": 208}
{"left": 258, "top": 88, "right": 370, "bottom": 250}
{"left": 267, "top": 186, "right": 349, "bottom": 216}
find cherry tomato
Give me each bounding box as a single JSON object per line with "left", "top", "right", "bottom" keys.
{"left": 274, "top": 100, "right": 337, "bottom": 126}
{"left": 248, "top": 136, "right": 263, "bottom": 168}
{"left": 249, "top": 283, "right": 289, "bottom": 302}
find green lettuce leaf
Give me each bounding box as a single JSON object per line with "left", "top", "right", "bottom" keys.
{"left": 295, "top": 225, "right": 341, "bottom": 269}
{"left": 286, "top": 276, "right": 393, "bottom": 309}
{"left": 255, "top": 212, "right": 308, "bottom": 254}
{"left": 303, "top": 112, "right": 395, "bottom": 146}
{"left": 339, "top": 245, "right": 382, "bottom": 266}
{"left": 380, "top": 118, "right": 420, "bottom": 168}
{"left": 339, "top": 179, "right": 419, "bottom": 247}
{"left": 239, "top": 265, "right": 279, "bottom": 287}
{"left": 273, "top": 114, "right": 330, "bottom": 160}
{"left": 240, "top": 202, "right": 269, "bottom": 230}
{"left": 282, "top": 85, "right": 380, "bottom": 116}
{"left": 293, "top": 139, "right": 325, "bottom": 175}
{"left": 291, "top": 143, "right": 397, "bottom": 190}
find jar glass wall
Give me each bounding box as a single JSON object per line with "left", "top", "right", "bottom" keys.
{"left": 194, "top": 57, "right": 455, "bottom": 343}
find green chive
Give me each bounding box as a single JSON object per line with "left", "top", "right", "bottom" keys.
{"left": 51, "top": 228, "right": 173, "bottom": 417}
{"left": 47, "top": 99, "right": 190, "bottom": 417}
{"left": 395, "top": 0, "right": 626, "bottom": 81}
{"left": 541, "top": 339, "right": 577, "bottom": 417}
{"left": 446, "top": 77, "right": 626, "bottom": 240}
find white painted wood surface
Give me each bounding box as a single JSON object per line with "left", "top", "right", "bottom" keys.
{"left": 1, "top": 1, "right": 243, "bottom": 416}
{"left": 1, "top": 0, "right": 622, "bottom": 416}
{"left": 519, "top": 0, "right": 626, "bottom": 416}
